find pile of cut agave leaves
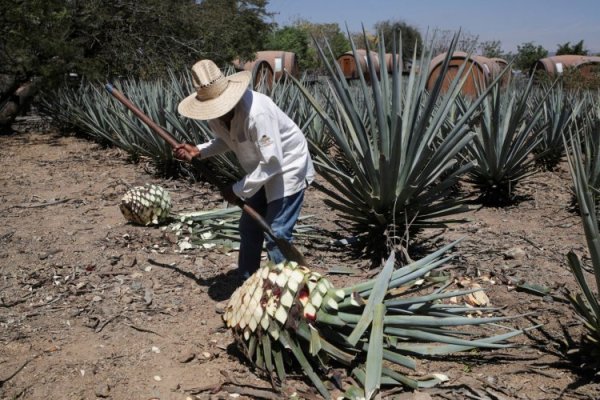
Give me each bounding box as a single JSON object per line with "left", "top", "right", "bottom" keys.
{"left": 169, "top": 208, "right": 319, "bottom": 253}
{"left": 118, "top": 183, "right": 319, "bottom": 252}
{"left": 119, "top": 184, "right": 530, "bottom": 399}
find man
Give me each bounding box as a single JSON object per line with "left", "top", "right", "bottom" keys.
{"left": 174, "top": 59, "right": 314, "bottom": 279}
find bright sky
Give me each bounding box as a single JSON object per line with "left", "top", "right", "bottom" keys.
{"left": 268, "top": 0, "right": 600, "bottom": 54}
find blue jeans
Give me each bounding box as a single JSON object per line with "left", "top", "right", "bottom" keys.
{"left": 238, "top": 188, "right": 305, "bottom": 277}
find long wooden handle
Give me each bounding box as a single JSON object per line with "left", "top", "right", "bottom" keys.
{"left": 106, "top": 84, "right": 231, "bottom": 191}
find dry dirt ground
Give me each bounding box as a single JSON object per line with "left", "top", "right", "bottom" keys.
{"left": 1, "top": 124, "right": 600, "bottom": 400}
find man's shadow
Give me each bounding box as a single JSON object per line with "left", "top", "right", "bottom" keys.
{"left": 148, "top": 259, "right": 244, "bottom": 301}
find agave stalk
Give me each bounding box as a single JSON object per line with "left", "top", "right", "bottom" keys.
{"left": 288, "top": 31, "right": 505, "bottom": 259}
{"left": 465, "top": 74, "right": 552, "bottom": 205}
{"left": 564, "top": 123, "right": 600, "bottom": 348}
{"left": 224, "top": 239, "right": 527, "bottom": 399}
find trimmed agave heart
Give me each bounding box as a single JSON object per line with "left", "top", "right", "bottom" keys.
{"left": 223, "top": 240, "right": 527, "bottom": 400}
{"left": 120, "top": 183, "right": 172, "bottom": 225}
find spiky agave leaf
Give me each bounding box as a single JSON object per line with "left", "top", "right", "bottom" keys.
{"left": 120, "top": 183, "right": 172, "bottom": 226}
{"left": 41, "top": 73, "right": 246, "bottom": 181}
{"left": 224, "top": 239, "right": 527, "bottom": 399}
{"left": 564, "top": 123, "right": 600, "bottom": 349}
{"left": 578, "top": 94, "right": 600, "bottom": 213}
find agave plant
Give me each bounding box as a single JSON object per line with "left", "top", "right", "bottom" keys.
{"left": 40, "top": 72, "right": 245, "bottom": 182}
{"left": 41, "top": 79, "right": 181, "bottom": 173}
{"left": 289, "top": 31, "right": 502, "bottom": 259}
{"left": 224, "top": 240, "right": 527, "bottom": 399}
{"left": 533, "top": 83, "right": 582, "bottom": 170}
{"left": 38, "top": 81, "right": 93, "bottom": 136}
{"left": 582, "top": 128, "right": 600, "bottom": 197}
{"left": 465, "top": 74, "right": 551, "bottom": 205}
{"left": 564, "top": 123, "right": 600, "bottom": 354}
{"left": 572, "top": 99, "right": 600, "bottom": 217}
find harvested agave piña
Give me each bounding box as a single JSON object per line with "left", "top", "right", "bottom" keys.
{"left": 119, "top": 184, "right": 172, "bottom": 226}
{"left": 224, "top": 240, "right": 527, "bottom": 399}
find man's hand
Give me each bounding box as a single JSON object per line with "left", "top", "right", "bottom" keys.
{"left": 222, "top": 185, "right": 240, "bottom": 205}
{"left": 173, "top": 143, "right": 200, "bottom": 162}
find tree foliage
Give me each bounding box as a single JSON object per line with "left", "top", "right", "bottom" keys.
{"left": 0, "top": 0, "right": 273, "bottom": 88}
{"left": 429, "top": 29, "right": 479, "bottom": 56}
{"left": 197, "top": 0, "right": 274, "bottom": 64}
{"left": 265, "top": 19, "right": 351, "bottom": 72}
{"left": 1, "top": 0, "right": 86, "bottom": 85}
{"left": 479, "top": 40, "right": 504, "bottom": 58}
{"left": 349, "top": 31, "right": 378, "bottom": 52}
{"left": 515, "top": 41, "right": 548, "bottom": 72}
{"left": 264, "top": 26, "right": 313, "bottom": 70}
{"left": 556, "top": 40, "right": 588, "bottom": 56}
{"left": 293, "top": 19, "right": 351, "bottom": 66}
{"left": 373, "top": 20, "right": 422, "bottom": 58}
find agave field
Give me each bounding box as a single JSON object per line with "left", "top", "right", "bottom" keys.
{"left": 2, "top": 33, "right": 600, "bottom": 399}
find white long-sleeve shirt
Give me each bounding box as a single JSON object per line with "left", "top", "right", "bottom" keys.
{"left": 196, "top": 90, "right": 315, "bottom": 203}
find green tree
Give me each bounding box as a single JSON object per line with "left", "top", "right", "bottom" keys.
{"left": 197, "top": 0, "right": 274, "bottom": 64}
{"left": 85, "top": 0, "right": 207, "bottom": 79}
{"left": 373, "top": 20, "right": 422, "bottom": 58}
{"left": 294, "top": 19, "right": 351, "bottom": 61}
{"left": 349, "top": 31, "right": 378, "bottom": 52}
{"left": 556, "top": 40, "right": 588, "bottom": 55}
{"left": 0, "top": 0, "right": 273, "bottom": 88}
{"left": 1, "top": 0, "right": 82, "bottom": 85}
{"left": 429, "top": 29, "right": 479, "bottom": 56}
{"left": 514, "top": 42, "right": 548, "bottom": 72}
{"left": 264, "top": 26, "right": 313, "bottom": 70}
{"left": 479, "top": 40, "right": 504, "bottom": 58}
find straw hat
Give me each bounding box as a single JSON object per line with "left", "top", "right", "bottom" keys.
{"left": 178, "top": 60, "right": 251, "bottom": 120}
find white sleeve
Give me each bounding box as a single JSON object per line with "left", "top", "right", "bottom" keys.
{"left": 197, "top": 138, "right": 230, "bottom": 159}
{"left": 232, "top": 113, "right": 283, "bottom": 199}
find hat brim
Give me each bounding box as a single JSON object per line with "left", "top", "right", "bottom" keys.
{"left": 178, "top": 70, "right": 252, "bottom": 120}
